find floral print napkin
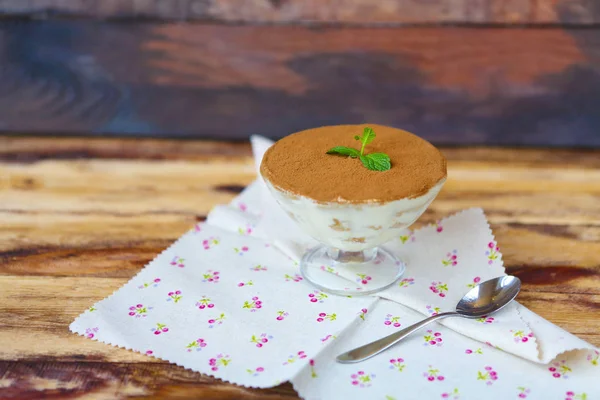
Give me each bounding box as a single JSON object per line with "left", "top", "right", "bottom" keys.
{"left": 70, "top": 137, "right": 599, "bottom": 399}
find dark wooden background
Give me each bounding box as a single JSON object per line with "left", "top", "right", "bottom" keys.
{"left": 1, "top": 0, "right": 600, "bottom": 146}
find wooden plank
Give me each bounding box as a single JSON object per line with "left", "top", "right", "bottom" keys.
{"left": 1, "top": 137, "right": 599, "bottom": 398}
{"left": 5, "top": 137, "right": 600, "bottom": 166}
{"left": 0, "top": 361, "right": 298, "bottom": 399}
{"left": 0, "top": 137, "right": 252, "bottom": 162}
{"left": 2, "top": 22, "right": 600, "bottom": 146}
{"left": 2, "top": 0, "right": 599, "bottom": 24}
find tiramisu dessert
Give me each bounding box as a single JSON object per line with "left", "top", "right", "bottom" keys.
{"left": 260, "top": 124, "right": 447, "bottom": 295}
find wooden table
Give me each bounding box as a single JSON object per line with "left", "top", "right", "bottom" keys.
{"left": 1, "top": 137, "right": 599, "bottom": 399}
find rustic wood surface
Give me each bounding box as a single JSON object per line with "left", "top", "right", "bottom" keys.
{"left": 1, "top": 0, "right": 599, "bottom": 24}
{"left": 1, "top": 21, "right": 600, "bottom": 146}
{"left": 0, "top": 136, "right": 599, "bottom": 399}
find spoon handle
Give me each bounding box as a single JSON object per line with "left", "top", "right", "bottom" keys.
{"left": 336, "top": 311, "right": 459, "bottom": 363}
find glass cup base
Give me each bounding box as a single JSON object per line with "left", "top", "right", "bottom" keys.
{"left": 299, "top": 245, "right": 405, "bottom": 296}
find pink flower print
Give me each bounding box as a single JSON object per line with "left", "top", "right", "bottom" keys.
{"left": 517, "top": 387, "right": 531, "bottom": 399}
{"left": 201, "top": 270, "right": 220, "bottom": 283}
{"left": 398, "top": 278, "right": 415, "bottom": 288}
{"left": 476, "top": 316, "right": 495, "bottom": 324}
{"left": 284, "top": 273, "right": 302, "bottom": 282}
{"left": 356, "top": 273, "right": 372, "bottom": 285}
{"left": 399, "top": 231, "right": 415, "bottom": 244}
{"left": 308, "top": 290, "right": 328, "bottom": 303}
{"left": 587, "top": 350, "right": 599, "bottom": 366}
{"left": 138, "top": 278, "right": 161, "bottom": 289}
{"left": 234, "top": 246, "right": 249, "bottom": 255}
{"left": 309, "top": 359, "right": 317, "bottom": 378}
{"left": 238, "top": 223, "right": 253, "bottom": 236}
{"left": 237, "top": 280, "right": 254, "bottom": 287}
{"left": 373, "top": 252, "right": 386, "bottom": 265}
{"left": 208, "top": 313, "right": 226, "bottom": 328}
{"left": 430, "top": 281, "right": 448, "bottom": 297}
{"left": 320, "top": 265, "right": 338, "bottom": 275}
{"left": 350, "top": 371, "right": 376, "bottom": 388}
{"left": 195, "top": 296, "right": 215, "bottom": 310}
{"left": 424, "top": 366, "right": 444, "bottom": 382}
{"left": 465, "top": 348, "right": 483, "bottom": 355}
{"left": 246, "top": 367, "right": 265, "bottom": 377}
{"left": 283, "top": 351, "right": 307, "bottom": 365}
{"left": 170, "top": 256, "right": 185, "bottom": 268}
{"left": 467, "top": 276, "right": 481, "bottom": 288}
{"left": 426, "top": 305, "right": 442, "bottom": 316}
{"left": 358, "top": 308, "right": 368, "bottom": 321}
{"left": 320, "top": 334, "right": 337, "bottom": 343}
{"left": 486, "top": 241, "right": 500, "bottom": 265}
{"left": 276, "top": 310, "right": 289, "bottom": 321}
{"left": 208, "top": 354, "right": 231, "bottom": 371}
{"left": 193, "top": 223, "right": 202, "bottom": 233}
{"left": 510, "top": 330, "right": 534, "bottom": 343}
{"left": 186, "top": 338, "right": 207, "bottom": 352}
{"left": 441, "top": 388, "right": 460, "bottom": 399}
{"left": 242, "top": 296, "right": 262, "bottom": 312}
{"left": 442, "top": 250, "right": 458, "bottom": 267}
{"left": 85, "top": 327, "right": 98, "bottom": 339}
{"left": 384, "top": 314, "right": 401, "bottom": 328}
{"left": 424, "top": 330, "right": 443, "bottom": 346}
{"left": 388, "top": 358, "right": 406, "bottom": 372}
{"left": 128, "top": 304, "right": 151, "bottom": 318}
{"left": 548, "top": 360, "right": 572, "bottom": 379}
{"left": 145, "top": 350, "right": 153, "bottom": 355}
{"left": 202, "top": 236, "right": 219, "bottom": 250}
{"left": 316, "top": 312, "right": 337, "bottom": 322}
{"left": 250, "top": 264, "right": 268, "bottom": 272}
{"left": 151, "top": 323, "right": 169, "bottom": 335}
{"left": 566, "top": 391, "right": 588, "bottom": 400}
{"left": 166, "top": 290, "right": 183, "bottom": 303}
{"left": 238, "top": 202, "right": 247, "bottom": 212}
{"left": 250, "top": 333, "right": 273, "bottom": 348}
{"left": 484, "top": 341, "right": 503, "bottom": 351}
{"left": 477, "top": 366, "right": 498, "bottom": 385}
{"left": 428, "top": 220, "right": 443, "bottom": 233}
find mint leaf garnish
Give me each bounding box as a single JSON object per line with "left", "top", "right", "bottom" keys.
{"left": 361, "top": 127, "right": 376, "bottom": 146}
{"left": 326, "top": 127, "right": 391, "bottom": 171}
{"left": 326, "top": 146, "right": 360, "bottom": 158}
{"left": 360, "top": 153, "right": 391, "bottom": 171}
{"left": 354, "top": 127, "right": 376, "bottom": 156}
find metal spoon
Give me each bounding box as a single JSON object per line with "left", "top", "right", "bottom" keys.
{"left": 336, "top": 275, "right": 521, "bottom": 363}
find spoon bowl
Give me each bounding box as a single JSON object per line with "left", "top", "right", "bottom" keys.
{"left": 456, "top": 275, "right": 521, "bottom": 318}
{"left": 337, "top": 275, "right": 521, "bottom": 363}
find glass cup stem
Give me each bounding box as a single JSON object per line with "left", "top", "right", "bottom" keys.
{"left": 301, "top": 244, "right": 405, "bottom": 296}
{"left": 327, "top": 247, "right": 378, "bottom": 263}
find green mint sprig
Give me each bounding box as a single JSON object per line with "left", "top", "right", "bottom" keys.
{"left": 326, "top": 127, "right": 391, "bottom": 171}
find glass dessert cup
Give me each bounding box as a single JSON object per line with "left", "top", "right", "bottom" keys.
{"left": 263, "top": 177, "right": 446, "bottom": 296}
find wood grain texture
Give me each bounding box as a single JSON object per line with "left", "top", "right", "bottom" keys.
{"left": 1, "top": 21, "right": 600, "bottom": 146}
{"left": 0, "top": 136, "right": 599, "bottom": 398}
{"left": 1, "top": 0, "right": 599, "bottom": 24}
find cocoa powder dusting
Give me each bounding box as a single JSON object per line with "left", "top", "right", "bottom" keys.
{"left": 260, "top": 124, "right": 447, "bottom": 203}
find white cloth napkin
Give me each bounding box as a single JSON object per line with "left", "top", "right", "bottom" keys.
{"left": 71, "top": 137, "right": 600, "bottom": 399}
